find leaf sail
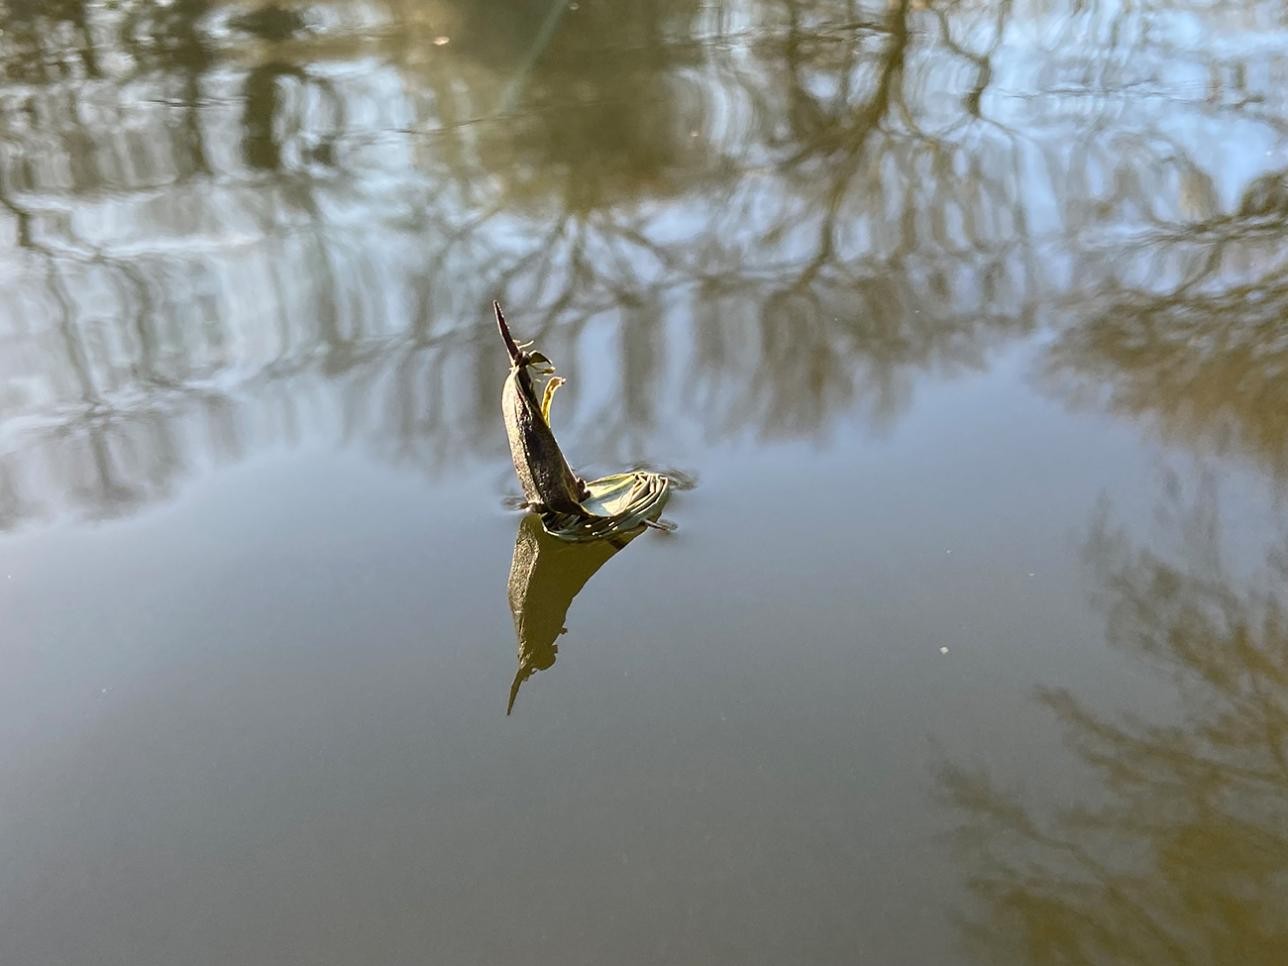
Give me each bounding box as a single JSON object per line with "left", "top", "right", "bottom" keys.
{"left": 494, "top": 302, "right": 670, "bottom": 541}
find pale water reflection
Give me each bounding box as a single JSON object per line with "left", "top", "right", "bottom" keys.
{"left": 2, "top": 1, "right": 1287, "bottom": 963}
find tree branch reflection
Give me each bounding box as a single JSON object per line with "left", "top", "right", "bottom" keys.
{"left": 1, "top": 0, "right": 1286, "bottom": 528}
{"left": 1045, "top": 185, "right": 1288, "bottom": 481}
{"left": 940, "top": 481, "right": 1288, "bottom": 964}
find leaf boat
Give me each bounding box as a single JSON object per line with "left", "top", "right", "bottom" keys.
{"left": 494, "top": 300, "right": 669, "bottom": 541}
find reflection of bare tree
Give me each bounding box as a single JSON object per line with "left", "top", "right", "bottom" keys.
{"left": 2, "top": 0, "right": 1287, "bottom": 529}
{"left": 1046, "top": 195, "right": 1288, "bottom": 481}
{"left": 941, "top": 483, "right": 1288, "bottom": 964}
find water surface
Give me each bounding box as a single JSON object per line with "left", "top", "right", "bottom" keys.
{"left": 2, "top": 1, "right": 1287, "bottom": 963}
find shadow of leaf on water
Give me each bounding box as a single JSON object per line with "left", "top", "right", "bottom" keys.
{"left": 504, "top": 513, "right": 653, "bottom": 716}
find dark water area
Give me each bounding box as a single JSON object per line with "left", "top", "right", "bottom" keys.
{"left": 2, "top": 1, "right": 1287, "bottom": 963}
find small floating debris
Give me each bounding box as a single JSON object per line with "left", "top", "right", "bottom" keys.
{"left": 494, "top": 301, "right": 671, "bottom": 542}
{"left": 939, "top": 646, "right": 950, "bottom": 655}
{"left": 433, "top": 35, "right": 451, "bottom": 46}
